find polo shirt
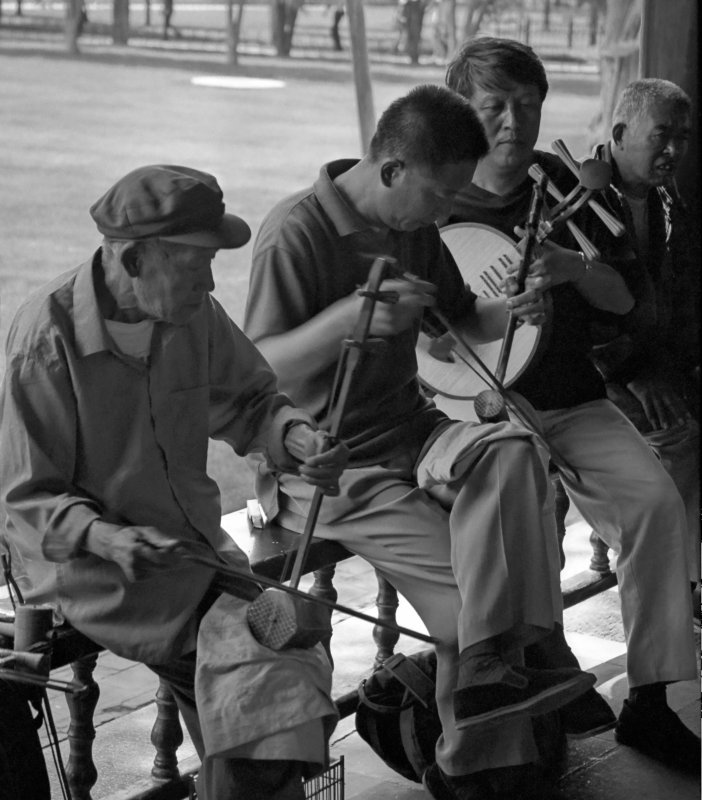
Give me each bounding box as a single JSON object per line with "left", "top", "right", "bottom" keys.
{"left": 246, "top": 159, "right": 477, "bottom": 465}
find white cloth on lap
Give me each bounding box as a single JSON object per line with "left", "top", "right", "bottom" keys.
{"left": 195, "top": 593, "right": 338, "bottom": 767}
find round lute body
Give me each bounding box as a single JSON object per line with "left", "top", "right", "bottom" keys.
{"left": 416, "top": 222, "right": 542, "bottom": 400}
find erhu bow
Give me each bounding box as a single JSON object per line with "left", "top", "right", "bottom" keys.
{"left": 181, "top": 256, "right": 438, "bottom": 649}
{"left": 473, "top": 154, "right": 619, "bottom": 424}
{"left": 415, "top": 147, "right": 620, "bottom": 426}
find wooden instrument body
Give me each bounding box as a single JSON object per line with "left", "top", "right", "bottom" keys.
{"left": 416, "top": 223, "right": 544, "bottom": 400}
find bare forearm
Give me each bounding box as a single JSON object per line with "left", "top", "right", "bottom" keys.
{"left": 254, "top": 293, "right": 358, "bottom": 390}
{"left": 527, "top": 242, "right": 634, "bottom": 314}
{"left": 569, "top": 255, "right": 634, "bottom": 314}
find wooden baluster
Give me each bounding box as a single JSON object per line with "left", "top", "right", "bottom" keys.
{"left": 550, "top": 470, "right": 610, "bottom": 576}
{"left": 589, "top": 531, "right": 611, "bottom": 575}
{"left": 151, "top": 678, "right": 183, "bottom": 783}
{"left": 373, "top": 573, "right": 399, "bottom": 669}
{"left": 65, "top": 654, "right": 99, "bottom": 800}
{"left": 310, "top": 564, "right": 338, "bottom": 667}
{"left": 551, "top": 471, "right": 570, "bottom": 570}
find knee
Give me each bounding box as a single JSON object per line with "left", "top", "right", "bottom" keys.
{"left": 416, "top": 596, "right": 461, "bottom": 647}
{"left": 647, "top": 478, "right": 685, "bottom": 516}
{"left": 626, "top": 466, "right": 686, "bottom": 526}
{"left": 489, "top": 435, "right": 550, "bottom": 483}
{"left": 485, "top": 426, "right": 542, "bottom": 458}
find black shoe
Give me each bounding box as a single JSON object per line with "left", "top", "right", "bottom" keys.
{"left": 421, "top": 763, "right": 494, "bottom": 800}
{"left": 560, "top": 687, "right": 617, "bottom": 738}
{"left": 615, "top": 698, "right": 701, "bottom": 774}
{"left": 453, "top": 666, "right": 595, "bottom": 729}
{"left": 483, "top": 763, "right": 565, "bottom": 799}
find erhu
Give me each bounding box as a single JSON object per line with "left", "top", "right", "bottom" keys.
{"left": 181, "top": 257, "right": 438, "bottom": 651}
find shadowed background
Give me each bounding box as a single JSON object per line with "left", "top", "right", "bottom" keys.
{"left": 0, "top": 37, "right": 599, "bottom": 511}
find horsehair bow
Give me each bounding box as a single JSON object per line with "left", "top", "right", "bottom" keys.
{"left": 180, "top": 547, "right": 436, "bottom": 645}
{"left": 472, "top": 158, "right": 612, "bottom": 440}
{"left": 392, "top": 253, "right": 580, "bottom": 483}
{"left": 181, "top": 254, "right": 438, "bottom": 646}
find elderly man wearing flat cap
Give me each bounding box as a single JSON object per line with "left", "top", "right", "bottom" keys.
{"left": 0, "top": 165, "right": 348, "bottom": 800}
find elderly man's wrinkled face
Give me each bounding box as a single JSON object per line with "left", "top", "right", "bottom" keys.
{"left": 132, "top": 240, "right": 217, "bottom": 325}
{"left": 615, "top": 100, "right": 691, "bottom": 195}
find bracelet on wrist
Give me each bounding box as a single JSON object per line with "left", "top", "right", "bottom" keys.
{"left": 575, "top": 251, "right": 593, "bottom": 283}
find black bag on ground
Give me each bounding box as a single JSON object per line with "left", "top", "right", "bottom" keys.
{"left": 355, "top": 650, "right": 566, "bottom": 783}
{"left": 0, "top": 680, "right": 51, "bottom": 800}
{"left": 356, "top": 650, "right": 441, "bottom": 782}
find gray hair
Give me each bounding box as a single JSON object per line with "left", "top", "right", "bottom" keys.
{"left": 613, "top": 78, "right": 691, "bottom": 127}
{"left": 101, "top": 236, "right": 181, "bottom": 262}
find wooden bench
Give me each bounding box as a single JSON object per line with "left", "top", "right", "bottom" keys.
{"left": 1, "top": 502, "right": 615, "bottom": 800}
{"left": 0, "top": 508, "right": 399, "bottom": 800}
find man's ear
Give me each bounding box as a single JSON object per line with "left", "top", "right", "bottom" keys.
{"left": 120, "top": 243, "right": 141, "bottom": 277}
{"left": 380, "top": 159, "right": 403, "bottom": 188}
{"left": 612, "top": 123, "right": 626, "bottom": 147}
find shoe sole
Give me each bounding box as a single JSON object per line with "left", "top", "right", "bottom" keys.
{"left": 615, "top": 717, "right": 701, "bottom": 775}
{"left": 565, "top": 719, "right": 617, "bottom": 739}
{"left": 421, "top": 768, "right": 448, "bottom": 800}
{"left": 614, "top": 726, "right": 676, "bottom": 768}
{"left": 455, "top": 672, "right": 596, "bottom": 730}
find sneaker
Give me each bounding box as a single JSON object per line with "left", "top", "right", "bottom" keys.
{"left": 615, "top": 698, "right": 701, "bottom": 774}
{"left": 453, "top": 666, "right": 595, "bottom": 729}
{"left": 421, "top": 763, "right": 494, "bottom": 800}
{"left": 560, "top": 687, "right": 617, "bottom": 738}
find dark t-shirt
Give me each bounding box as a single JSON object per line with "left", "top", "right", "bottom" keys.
{"left": 246, "top": 159, "right": 477, "bottom": 464}
{"left": 448, "top": 151, "right": 614, "bottom": 410}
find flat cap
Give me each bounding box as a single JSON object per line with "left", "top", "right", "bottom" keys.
{"left": 89, "top": 165, "right": 251, "bottom": 248}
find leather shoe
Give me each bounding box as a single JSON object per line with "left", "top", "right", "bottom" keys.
{"left": 483, "top": 763, "right": 566, "bottom": 799}
{"left": 421, "top": 763, "right": 494, "bottom": 800}
{"left": 454, "top": 665, "right": 595, "bottom": 729}
{"left": 560, "top": 687, "right": 616, "bottom": 738}
{"left": 615, "top": 698, "right": 701, "bottom": 774}
{"left": 422, "top": 762, "right": 566, "bottom": 800}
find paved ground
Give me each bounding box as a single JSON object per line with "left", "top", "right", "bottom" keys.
{"left": 0, "top": 23, "right": 604, "bottom": 514}
{"left": 0, "top": 17, "right": 698, "bottom": 800}
{"left": 23, "top": 508, "right": 699, "bottom": 800}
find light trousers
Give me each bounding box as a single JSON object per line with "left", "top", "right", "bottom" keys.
{"left": 512, "top": 395, "right": 697, "bottom": 688}
{"left": 273, "top": 419, "right": 563, "bottom": 776}
{"left": 645, "top": 420, "right": 700, "bottom": 581}
{"left": 147, "top": 654, "right": 306, "bottom": 800}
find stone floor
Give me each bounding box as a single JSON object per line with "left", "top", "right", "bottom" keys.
{"left": 8, "top": 512, "right": 699, "bottom": 799}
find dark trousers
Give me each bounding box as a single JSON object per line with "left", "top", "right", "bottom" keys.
{"left": 147, "top": 652, "right": 305, "bottom": 799}
{"left": 0, "top": 681, "right": 51, "bottom": 800}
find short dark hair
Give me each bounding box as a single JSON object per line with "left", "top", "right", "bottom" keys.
{"left": 613, "top": 78, "right": 692, "bottom": 127}
{"left": 368, "top": 84, "right": 489, "bottom": 167}
{"left": 445, "top": 37, "right": 549, "bottom": 102}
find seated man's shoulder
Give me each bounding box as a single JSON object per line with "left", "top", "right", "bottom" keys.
{"left": 6, "top": 267, "right": 81, "bottom": 368}
{"left": 257, "top": 185, "right": 333, "bottom": 254}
